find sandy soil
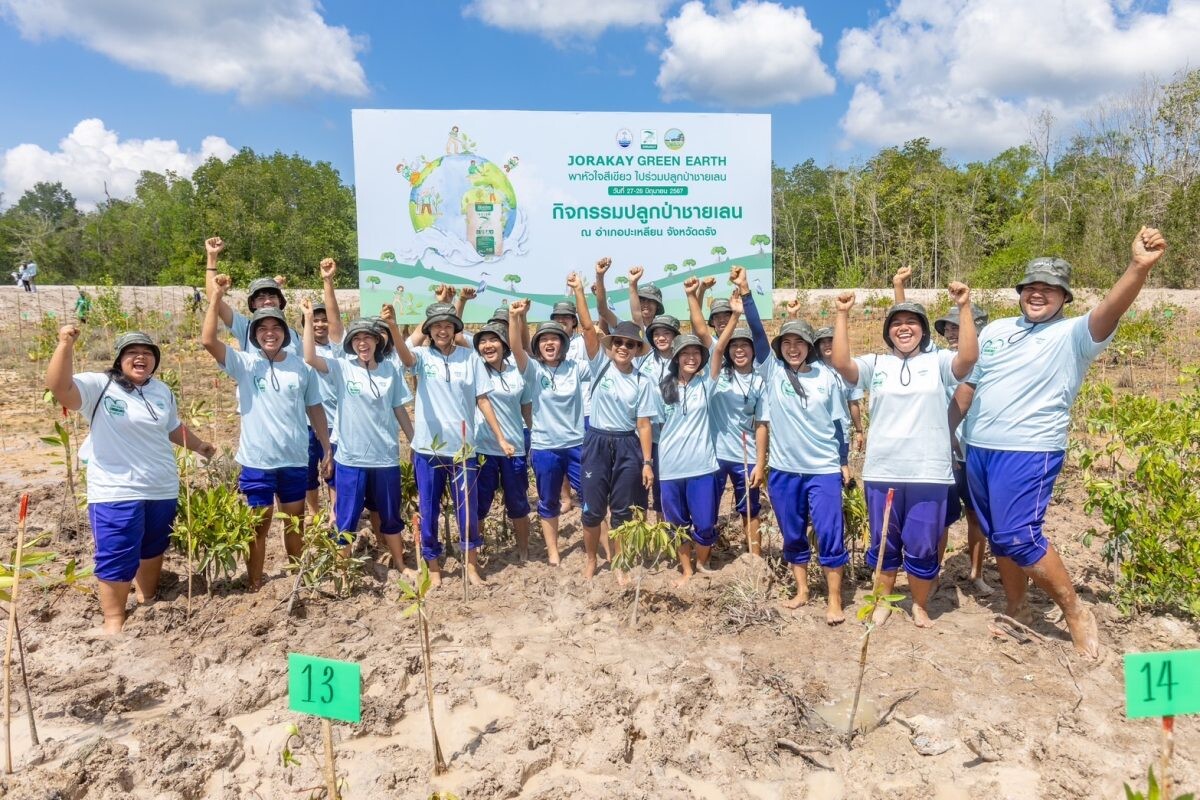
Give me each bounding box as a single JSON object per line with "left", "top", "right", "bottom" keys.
{"left": 0, "top": 297, "right": 1195, "bottom": 799}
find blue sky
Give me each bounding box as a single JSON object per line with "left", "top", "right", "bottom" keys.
{"left": 0, "top": 0, "right": 1192, "bottom": 208}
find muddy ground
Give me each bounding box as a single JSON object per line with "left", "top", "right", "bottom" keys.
{"left": 0, "top": 285, "right": 1195, "bottom": 799}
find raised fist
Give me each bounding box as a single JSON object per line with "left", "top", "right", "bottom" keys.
{"left": 212, "top": 274, "right": 232, "bottom": 296}
{"left": 893, "top": 266, "right": 913, "bottom": 287}
{"left": 380, "top": 303, "right": 396, "bottom": 323}
{"left": 205, "top": 237, "right": 225, "bottom": 257}
{"left": 58, "top": 324, "right": 80, "bottom": 345}
{"left": 628, "top": 266, "right": 644, "bottom": 283}
{"left": 835, "top": 291, "right": 856, "bottom": 313}
{"left": 319, "top": 258, "right": 337, "bottom": 280}
{"left": 948, "top": 281, "right": 970, "bottom": 307}
{"left": 595, "top": 257, "right": 612, "bottom": 276}
{"left": 729, "top": 265, "right": 747, "bottom": 290}
{"left": 683, "top": 276, "right": 699, "bottom": 296}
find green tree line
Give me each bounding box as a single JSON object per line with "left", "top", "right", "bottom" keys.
{"left": 3, "top": 70, "right": 1198, "bottom": 290}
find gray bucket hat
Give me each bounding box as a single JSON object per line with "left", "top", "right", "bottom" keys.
{"left": 707, "top": 298, "right": 733, "bottom": 325}
{"left": 369, "top": 317, "right": 395, "bottom": 358}
{"left": 646, "top": 314, "right": 681, "bottom": 338}
{"left": 670, "top": 333, "right": 709, "bottom": 371}
{"left": 421, "top": 302, "right": 463, "bottom": 335}
{"left": 343, "top": 317, "right": 385, "bottom": 360}
{"left": 489, "top": 306, "right": 510, "bottom": 326}
{"left": 310, "top": 301, "right": 327, "bottom": 315}
{"left": 531, "top": 321, "right": 569, "bottom": 358}
{"left": 636, "top": 283, "right": 664, "bottom": 315}
{"left": 550, "top": 300, "right": 579, "bottom": 324}
{"left": 601, "top": 320, "right": 650, "bottom": 357}
{"left": 247, "top": 307, "right": 292, "bottom": 351}
{"left": 113, "top": 332, "right": 161, "bottom": 374}
{"left": 934, "top": 304, "right": 989, "bottom": 337}
{"left": 883, "top": 302, "right": 931, "bottom": 351}
{"left": 247, "top": 277, "right": 286, "bottom": 310}
{"left": 1016, "top": 257, "right": 1074, "bottom": 303}
{"left": 473, "top": 322, "right": 511, "bottom": 359}
{"left": 771, "top": 320, "right": 818, "bottom": 363}
{"left": 813, "top": 326, "right": 834, "bottom": 343}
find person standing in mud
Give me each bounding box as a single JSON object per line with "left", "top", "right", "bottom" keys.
{"left": 46, "top": 327, "right": 215, "bottom": 634}
{"left": 391, "top": 301, "right": 514, "bottom": 588}
{"left": 201, "top": 274, "right": 331, "bottom": 590}
{"left": 950, "top": 227, "right": 1167, "bottom": 658}
{"left": 581, "top": 320, "right": 658, "bottom": 580}
{"left": 831, "top": 284, "right": 978, "bottom": 629}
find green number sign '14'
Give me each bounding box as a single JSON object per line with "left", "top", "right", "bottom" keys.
{"left": 1124, "top": 650, "right": 1200, "bottom": 719}
{"left": 288, "top": 653, "right": 361, "bottom": 723}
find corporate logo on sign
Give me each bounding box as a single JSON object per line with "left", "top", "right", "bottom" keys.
{"left": 640, "top": 129, "right": 657, "bottom": 150}
{"left": 616, "top": 128, "right": 633, "bottom": 148}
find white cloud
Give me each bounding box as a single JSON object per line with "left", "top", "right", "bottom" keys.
{"left": 0, "top": 119, "right": 236, "bottom": 209}
{"left": 656, "top": 1, "right": 835, "bottom": 107}
{"left": 464, "top": 0, "right": 674, "bottom": 41}
{"left": 836, "top": 0, "right": 1200, "bottom": 154}
{"left": 0, "top": 0, "right": 368, "bottom": 102}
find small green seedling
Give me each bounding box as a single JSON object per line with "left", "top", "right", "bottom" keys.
{"left": 284, "top": 509, "right": 364, "bottom": 615}
{"left": 398, "top": 561, "right": 447, "bottom": 775}
{"left": 1124, "top": 766, "right": 1194, "bottom": 800}
{"left": 610, "top": 508, "right": 682, "bottom": 628}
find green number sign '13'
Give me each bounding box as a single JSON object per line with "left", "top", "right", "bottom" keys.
{"left": 288, "top": 653, "right": 361, "bottom": 723}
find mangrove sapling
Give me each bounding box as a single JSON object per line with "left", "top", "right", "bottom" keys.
{"left": 284, "top": 507, "right": 365, "bottom": 615}
{"left": 1124, "top": 765, "right": 1194, "bottom": 800}
{"left": 397, "top": 561, "right": 447, "bottom": 775}
{"left": 846, "top": 487, "right": 904, "bottom": 739}
{"left": 280, "top": 722, "right": 348, "bottom": 799}
{"left": 172, "top": 479, "right": 262, "bottom": 592}
{"left": 609, "top": 508, "right": 683, "bottom": 628}
{"left": 39, "top": 420, "right": 80, "bottom": 527}
{"left": 2, "top": 494, "right": 27, "bottom": 774}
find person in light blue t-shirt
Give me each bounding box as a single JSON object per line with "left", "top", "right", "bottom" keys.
{"left": 203, "top": 274, "right": 331, "bottom": 592}
{"left": 303, "top": 303, "right": 414, "bottom": 573}
{"left": 47, "top": 328, "right": 215, "bottom": 634}
{"left": 657, "top": 334, "right": 720, "bottom": 583}
{"left": 393, "top": 302, "right": 514, "bottom": 589}
{"left": 759, "top": 319, "right": 848, "bottom": 624}
{"left": 204, "top": 236, "right": 303, "bottom": 356}
{"left": 832, "top": 285, "right": 977, "bottom": 630}
{"left": 472, "top": 317, "right": 534, "bottom": 561}
{"left": 950, "top": 227, "right": 1167, "bottom": 659}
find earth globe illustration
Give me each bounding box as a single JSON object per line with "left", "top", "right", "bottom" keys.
{"left": 407, "top": 154, "right": 518, "bottom": 257}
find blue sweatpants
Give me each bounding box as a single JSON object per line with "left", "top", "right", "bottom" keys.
{"left": 716, "top": 458, "right": 761, "bottom": 517}
{"left": 767, "top": 470, "right": 846, "bottom": 567}
{"left": 477, "top": 453, "right": 531, "bottom": 520}
{"left": 865, "top": 481, "right": 948, "bottom": 580}
{"left": 581, "top": 428, "right": 646, "bottom": 528}
{"left": 334, "top": 463, "right": 404, "bottom": 538}
{"left": 414, "top": 451, "right": 480, "bottom": 562}
{"left": 661, "top": 472, "right": 721, "bottom": 546}
{"left": 966, "top": 447, "right": 1064, "bottom": 568}
{"left": 531, "top": 447, "right": 581, "bottom": 518}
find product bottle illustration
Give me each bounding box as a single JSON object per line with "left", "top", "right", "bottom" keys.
{"left": 467, "top": 196, "right": 504, "bottom": 257}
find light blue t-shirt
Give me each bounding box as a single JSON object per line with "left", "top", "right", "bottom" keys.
{"left": 587, "top": 354, "right": 658, "bottom": 432}
{"left": 222, "top": 349, "right": 322, "bottom": 469}
{"left": 315, "top": 339, "right": 340, "bottom": 443}
{"left": 410, "top": 345, "right": 491, "bottom": 456}
{"left": 524, "top": 358, "right": 587, "bottom": 449}
{"left": 709, "top": 366, "right": 766, "bottom": 463}
{"left": 854, "top": 350, "right": 957, "bottom": 484}
{"left": 635, "top": 350, "right": 671, "bottom": 442}
{"left": 75, "top": 373, "right": 180, "bottom": 502}
{"left": 475, "top": 361, "right": 531, "bottom": 457}
{"left": 817, "top": 361, "right": 852, "bottom": 425}
{"left": 963, "top": 312, "right": 1112, "bottom": 452}
{"left": 759, "top": 357, "right": 841, "bottom": 475}
{"left": 657, "top": 374, "right": 719, "bottom": 481}
{"left": 230, "top": 309, "right": 302, "bottom": 356}
{"left": 324, "top": 358, "right": 412, "bottom": 468}
{"left": 566, "top": 334, "right": 594, "bottom": 417}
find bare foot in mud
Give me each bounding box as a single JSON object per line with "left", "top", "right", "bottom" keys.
{"left": 912, "top": 604, "right": 934, "bottom": 628}
{"left": 1066, "top": 606, "right": 1100, "bottom": 659}
{"left": 872, "top": 604, "right": 893, "bottom": 626}
{"left": 427, "top": 564, "right": 443, "bottom": 589}
{"left": 673, "top": 572, "right": 692, "bottom": 588}
{"left": 582, "top": 557, "right": 598, "bottom": 580}
{"left": 1008, "top": 600, "right": 1033, "bottom": 626}
{"left": 826, "top": 604, "right": 845, "bottom": 625}
{"left": 466, "top": 565, "right": 486, "bottom": 586}
{"left": 972, "top": 577, "right": 993, "bottom": 595}
{"left": 781, "top": 588, "right": 809, "bottom": 609}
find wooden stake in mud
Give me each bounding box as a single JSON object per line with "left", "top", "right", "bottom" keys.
{"left": 847, "top": 487, "right": 895, "bottom": 738}
{"left": 4, "top": 494, "right": 30, "bottom": 774}
{"left": 1160, "top": 715, "right": 1175, "bottom": 799}
{"left": 180, "top": 422, "right": 195, "bottom": 620}
{"left": 13, "top": 622, "right": 36, "bottom": 747}
{"left": 460, "top": 420, "right": 470, "bottom": 603}
{"left": 321, "top": 718, "right": 339, "bottom": 800}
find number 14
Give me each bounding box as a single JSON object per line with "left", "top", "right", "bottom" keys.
{"left": 1141, "top": 660, "right": 1177, "bottom": 702}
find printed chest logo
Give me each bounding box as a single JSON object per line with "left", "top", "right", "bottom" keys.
{"left": 870, "top": 371, "right": 887, "bottom": 389}
{"left": 422, "top": 364, "right": 440, "bottom": 378}
{"left": 254, "top": 376, "right": 268, "bottom": 393}
{"left": 982, "top": 337, "right": 1006, "bottom": 357}
{"left": 346, "top": 380, "right": 362, "bottom": 396}
{"left": 599, "top": 377, "right": 616, "bottom": 391}
{"left": 539, "top": 375, "right": 552, "bottom": 390}
{"left": 780, "top": 379, "right": 797, "bottom": 397}
{"left": 102, "top": 397, "right": 127, "bottom": 417}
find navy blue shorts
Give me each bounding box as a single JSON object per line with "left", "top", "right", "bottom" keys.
{"left": 581, "top": 428, "right": 647, "bottom": 528}
{"left": 531, "top": 447, "right": 581, "bottom": 518}
{"left": 239, "top": 465, "right": 308, "bottom": 507}
{"left": 865, "top": 481, "right": 948, "bottom": 580}
{"left": 767, "top": 470, "right": 846, "bottom": 567}
{"left": 944, "top": 460, "right": 970, "bottom": 527}
{"left": 661, "top": 472, "right": 720, "bottom": 546}
{"left": 88, "top": 499, "right": 177, "bottom": 582}
{"left": 334, "top": 463, "right": 404, "bottom": 537}
{"left": 478, "top": 453, "right": 531, "bottom": 520}
{"left": 716, "top": 458, "right": 761, "bottom": 518}
{"left": 306, "top": 429, "right": 336, "bottom": 491}
{"left": 967, "top": 447, "right": 1064, "bottom": 568}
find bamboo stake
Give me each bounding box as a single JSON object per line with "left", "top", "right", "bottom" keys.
{"left": 460, "top": 420, "right": 470, "bottom": 603}
{"left": 419, "top": 600, "right": 447, "bottom": 775}
{"left": 847, "top": 487, "right": 895, "bottom": 738}
{"left": 321, "top": 718, "right": 339, "bottom": 799}
{"left": 181, "top": 421, "right": 194, "bottom": 621}
{"left": 5, "top": 494, "right": 30, "bottom": 773}
{"left": 1160, "top": 715, "right": 1175, "bottom": 800}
